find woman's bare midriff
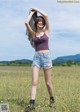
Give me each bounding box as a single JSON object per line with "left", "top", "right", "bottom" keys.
{"left": 37, "top": 50, "right": 49, "bottom": 53}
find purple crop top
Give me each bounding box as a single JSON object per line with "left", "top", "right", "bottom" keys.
{"left": 34, "top": 33, "right": 49, "bottom": 51}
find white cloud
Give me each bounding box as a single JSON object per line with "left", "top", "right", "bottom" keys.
{"left": 50, "top": 8, "right": 80, "bottom": 32}
{"left": 49, "top": 35, "right": 80, "bottom": 59}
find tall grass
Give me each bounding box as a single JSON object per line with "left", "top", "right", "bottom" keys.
{"left": 0, "top": 66, "right": 80, "bottom": 112}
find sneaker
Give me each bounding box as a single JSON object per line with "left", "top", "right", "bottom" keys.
{"left": 25, "top": 104, "right": 35, "bottom": 112}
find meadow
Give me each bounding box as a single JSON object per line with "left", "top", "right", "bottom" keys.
{"left": 0, "top": 66, "right": 80, "bottom": 112}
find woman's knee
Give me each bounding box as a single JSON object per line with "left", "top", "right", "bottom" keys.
{"left": 46, "top": 81, "right": 51, "bottom": 88}
{"left": 32, "top": 80, "right": 38, "bottom": 86}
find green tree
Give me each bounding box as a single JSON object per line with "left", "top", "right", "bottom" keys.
{"left": 66, "top": 60, "right": 73, "bottom": 66}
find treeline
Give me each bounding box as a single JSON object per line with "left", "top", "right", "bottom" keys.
{"left": 53, "top": 60, "right": 80, "bottom": 66}
{"left": 0, "top": 61, "right": 32, "bottom": 66}
{"left": 0, "top": 60, "right": 80, "bottom": 66}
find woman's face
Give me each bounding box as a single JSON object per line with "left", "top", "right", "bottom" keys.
{"left": 37, "top": 20, "right": 44, "bottom": 29}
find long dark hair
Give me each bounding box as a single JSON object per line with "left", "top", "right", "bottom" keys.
{"left": 34, "top": 16, "right": 46, "bottom": 29}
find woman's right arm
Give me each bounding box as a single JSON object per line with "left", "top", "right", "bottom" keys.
{"left": 25, "top": 11, "right": 35, "bottom": 38}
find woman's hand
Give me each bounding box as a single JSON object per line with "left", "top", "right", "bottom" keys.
{"left": 31, "top": 8, "right": 47, "bottom": 17}
{"left": 30, "top": 8, "right": 37, "bottom": 13}
{"left": 30, "top": 8, "right": 39, "bottom": 12}
{"left": 29, "top": 8, "right": 36, "bottom": 15}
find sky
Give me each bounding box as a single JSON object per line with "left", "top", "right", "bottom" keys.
{"left": 0, "top": 0, "right": 80, "bottom": 61}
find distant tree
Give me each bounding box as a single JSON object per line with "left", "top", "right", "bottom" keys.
{"left": 66, "top": 60, "right": 73, "bottom": 66}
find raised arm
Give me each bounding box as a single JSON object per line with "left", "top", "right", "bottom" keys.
{"left": 31, "top": 8, "right": 50, "bottom": 34}
{"left": 25, "top": 11, "right": 35, "bottom": 38}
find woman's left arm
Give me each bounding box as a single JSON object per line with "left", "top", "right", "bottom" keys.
{"left": 31, "top": 8, "right": 50, "bottom": 34}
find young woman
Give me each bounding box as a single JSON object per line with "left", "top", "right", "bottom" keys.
{"left": 25, "top": 8, "right": 54, "bottom": 112}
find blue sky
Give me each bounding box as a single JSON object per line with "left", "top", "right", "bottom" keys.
{"left": 0, "top": 0, "right": 80, "bottom": 61}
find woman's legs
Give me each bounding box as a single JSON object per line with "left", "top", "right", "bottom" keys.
{"left": 43, "top": 68, "right": 54, "bottom": 106}
{"left": 25, "top": 66, "right": 40, "bottom": 112}
{"left": 30, "top": 66, "right": 40, "bottom": 100}
{"left": 43, "top": 68, "right": 53, "bottom": 96}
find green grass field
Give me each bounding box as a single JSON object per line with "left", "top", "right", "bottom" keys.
{"left": 0, "top": 66, "right": 80, "bottom": 112}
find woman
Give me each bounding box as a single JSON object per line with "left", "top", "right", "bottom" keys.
{"left": 25, "top": 8, "right": 54, "bottom": 112}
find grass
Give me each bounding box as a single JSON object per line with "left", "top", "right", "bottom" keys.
{"left": 0, "top": 66, "right": 80, "bottom": 112}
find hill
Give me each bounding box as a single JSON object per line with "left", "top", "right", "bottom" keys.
{"left": 0, "top": 59, "right": 32, "bottom": 63}
{"left": 53, "top": 54, "right": 80, "bottom": 63}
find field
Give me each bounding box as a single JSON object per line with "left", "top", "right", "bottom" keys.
{"left": 0, "top": 66, "right": 80, "bottom": 112}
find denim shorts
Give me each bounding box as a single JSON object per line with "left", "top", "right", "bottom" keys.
{"left": 32, "top": 51, "right": 52, "bottom": 69}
